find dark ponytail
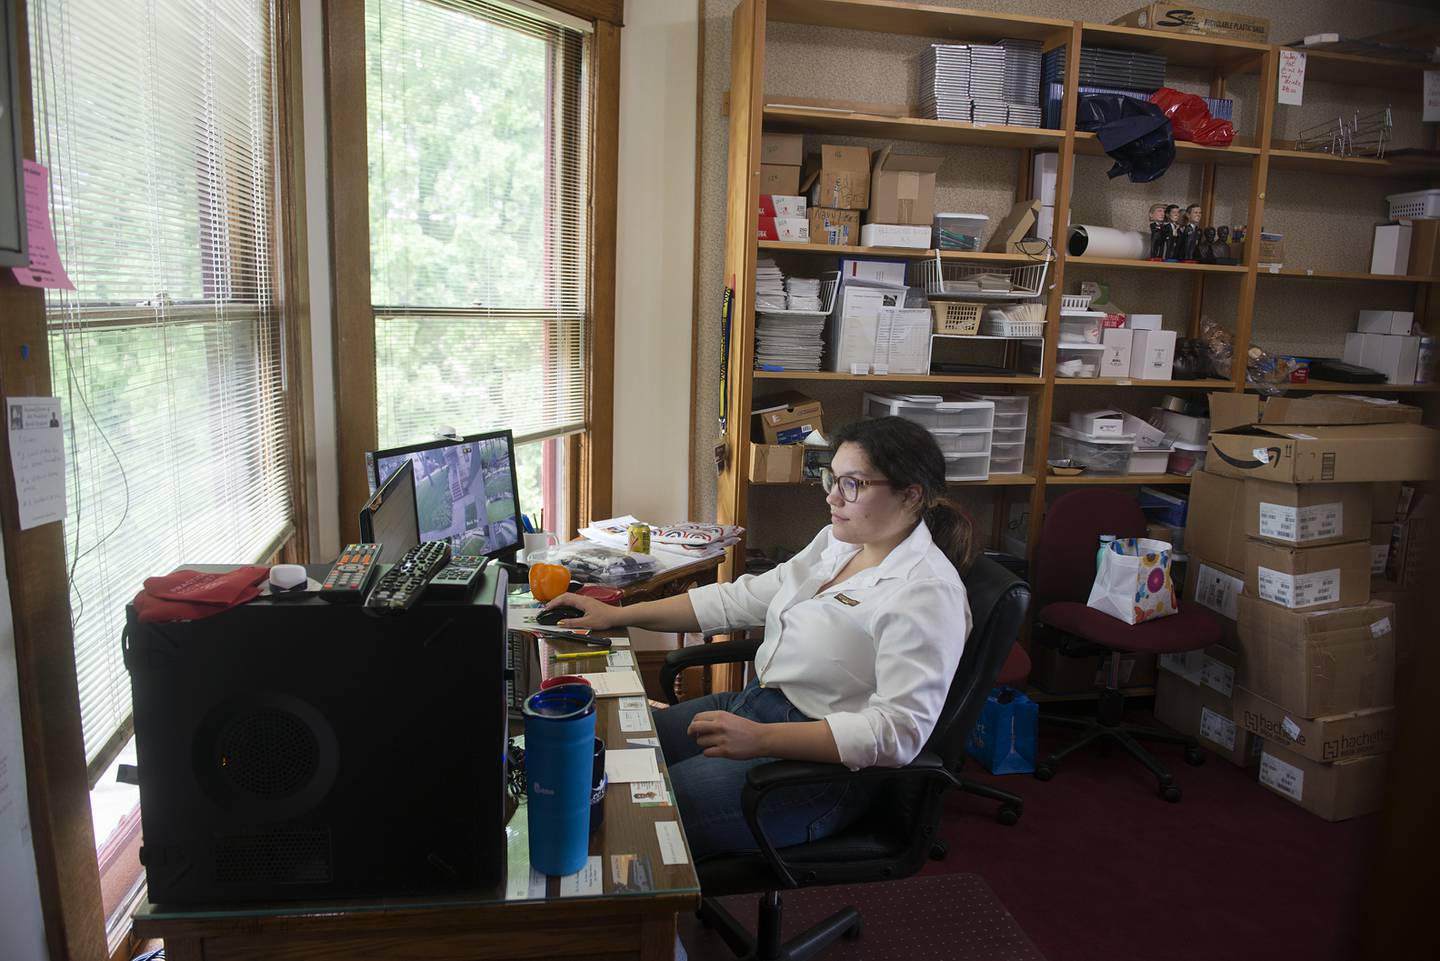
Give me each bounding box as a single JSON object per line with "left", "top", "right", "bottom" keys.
{"left": 829, "top": 416, "right": 978, "bottom": 573}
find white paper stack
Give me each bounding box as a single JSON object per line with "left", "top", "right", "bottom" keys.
{"left": 755, "top": 256, "right": 787, "bottom": 311}
{"left": 786, "top": 275, "right": 821, "bottom": 311}
{"left": 755, "top": 312, "right": 826, "bottom": 371}
{"left": 917, "top": 44, "right": 973, "bottom": 121}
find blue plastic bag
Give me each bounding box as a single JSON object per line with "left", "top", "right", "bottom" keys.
{"left": 965, "top": 687, "right": 1038, "bottom": 774}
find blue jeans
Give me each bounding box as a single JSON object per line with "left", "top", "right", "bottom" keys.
{"left": 654, "top": 680, "right": 873, "bottom": 860}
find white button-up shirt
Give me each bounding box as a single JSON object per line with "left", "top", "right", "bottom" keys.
{"left": 687, "top": 521, "right": 971, "bottom": 771}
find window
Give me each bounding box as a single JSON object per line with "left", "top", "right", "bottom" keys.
{"left": 366, "top": 0, "right": 590, "bottom": 518}
{"left": 28, "top": 0, "right": 296, "bottom": 780}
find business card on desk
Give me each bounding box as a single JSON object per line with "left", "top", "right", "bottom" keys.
{"left": 656, "top": 821, "right": 689, "bottom": 865}
{"left": 618, "top": 706, "right": 651, "bottom": 733}
{"left": 558, "top": 855, "right": 603, "bottom": 897}
{"left": 607, "top": 651, "right": 635, "bottom": 670}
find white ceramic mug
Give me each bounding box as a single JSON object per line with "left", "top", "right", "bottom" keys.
{"left": 524, "top": 531, "right": 559, "bottom": 563}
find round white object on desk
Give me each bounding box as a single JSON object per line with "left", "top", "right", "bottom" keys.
{"left": 269, "top": 564, "right": 307, "bottom": 591}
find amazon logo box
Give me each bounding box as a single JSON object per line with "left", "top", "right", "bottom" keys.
{"left": 1206, "top": 423, "right": 1440, "bottom": 485}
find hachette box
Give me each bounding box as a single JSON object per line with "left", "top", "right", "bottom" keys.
{"left": 1258, "top": 742, "right": 1387, "bottom": 821}
{"left": 1233, "top": 687, "right": 1393, "bottom": 764}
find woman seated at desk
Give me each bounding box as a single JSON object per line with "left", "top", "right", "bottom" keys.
{"left": 547, "top": 416, "right": 974, "bottom": 858}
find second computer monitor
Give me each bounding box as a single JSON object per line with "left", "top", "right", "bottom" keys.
{"left": 365, "top": 430, "right": 522, "bottom": 559}
{"left": 359, "top": 458, "right": 420, "bottom": 563}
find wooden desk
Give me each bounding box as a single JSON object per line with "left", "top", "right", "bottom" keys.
{"left": 616, "top": 553, "right": 723, "bottom": 605}
{"left": 132, "top": 637, "right": 700, "bottom": 961}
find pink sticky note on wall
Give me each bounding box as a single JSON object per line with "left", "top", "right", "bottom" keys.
{"left": 11, "top": 160, "right": 74, "bottom": 290}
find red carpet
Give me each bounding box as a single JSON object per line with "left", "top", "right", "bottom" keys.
{"left": 680, "top": 708, "right": 1377, "bottom": 961}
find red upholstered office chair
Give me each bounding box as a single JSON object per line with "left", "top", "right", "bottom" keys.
{"left": 1032, "top": 490, "right": 1219, "bottom": 802}
{"left": 954, "top": 644, "right": 1031, "bottom": 826}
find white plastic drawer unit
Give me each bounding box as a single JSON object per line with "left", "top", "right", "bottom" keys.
{"left": 943, "top": 452, "right": 991, "bottom": 481}
{"left": 989, "top": 441, "right": 1026, "bottom": 475}
{"left": 930, "top": 429, "right": 992, "bottom": 455}
{"left": 862, "top": 393, "right": 995, "bottom": 430}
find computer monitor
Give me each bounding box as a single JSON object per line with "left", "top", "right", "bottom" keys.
{"left": 365, "top": 430, "right": 522, "bottom": 560}
{"left": 359, "top": 458, "right": 420, "bottom": 563}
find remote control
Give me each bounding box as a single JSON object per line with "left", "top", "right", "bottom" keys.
{"left": 428, "top": 554, "right": 491, "bottom": 595}
{"left": 318, "top": 543, "right": 382, "bottom": 602}
{"left": 364, "top": 541, "right": 452, "bottom": 613}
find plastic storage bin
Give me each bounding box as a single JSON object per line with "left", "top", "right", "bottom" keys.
{"left": 944, "top": 452, "right": 991, "bottom": 481}
{"left": 1055, "top": 343, "right": 1104, "bottom": 378}
{"left": 1129, "top": 447, "right": 1171, "bottom": 474}
{"left": 1387, "top": 189, "right": 1440, "bottom": 220}
{"left": 933, "top": 213, "right": 990, "bottom": 251}
{"left": 863, "top": 394, "right": 995, "bottom": 430}
{"left": 931, "top": 429, "right": 992, "bottom": 454}
{"left": 1166, "top": 441, "right": 1208, "bottom": 476}
{"left": 993, "top": 426, "right": 1028, "bottom": 446}
{"left": 1050, "top": 424, "right": 1134, "bottom": 475}
{"left": 989, "top": 441, "right": 1026, "bottom": 475}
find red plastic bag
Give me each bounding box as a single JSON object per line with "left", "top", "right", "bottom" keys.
{"left": 1150, "top": 87, "right": 1234, "bottom": 146}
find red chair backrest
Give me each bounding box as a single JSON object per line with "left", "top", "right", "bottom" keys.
{"left": 1032, "top": 489, "right": 1147, "bottom": 608}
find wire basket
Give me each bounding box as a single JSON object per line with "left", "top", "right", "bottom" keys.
{"left": 931, "top": 302, "right": 983, "bottom": 335}
{"left": 981, "top": 303, "right": 1046, "bottom": 338}
{"left": 1387, "top": 189, "right": 1440, "bottom": 220}
{"left": 908, "top": 255, "right": 1049, "bottom": 301}
{"left": 755, "top": 271, "right": 841, "bottom": 317}
{"left": 1059, "top": 293, "right": 1093, "bottom": 310}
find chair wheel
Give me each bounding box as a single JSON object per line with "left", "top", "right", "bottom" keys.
{"left": 1160, "top": 782, "right": 1182, "bottom": 803}
{"left": 997, "top": 804, "right": 1021, "bottom": 826}
{"left": 844, "top": 917, "right": 864, "bottom": 941}
{"left": 929, "top": 840, "right": 949, "bottom": 861}
{"left": 1034, "top": 763, "right": 1055, "bottom": 782}
{"left": 1184, "top": 746, "right": 1205, "bottom": 766}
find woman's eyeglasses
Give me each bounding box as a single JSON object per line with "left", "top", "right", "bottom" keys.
{"left": 819, "top": 467, "right": 892, "bottom": 503}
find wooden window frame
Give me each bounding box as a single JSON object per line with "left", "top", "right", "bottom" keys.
{"left": 0, "top": 1, "right": 315, "bottom": 957}
{"left": 324, "top": 0, "right": 619, "bottom": 536}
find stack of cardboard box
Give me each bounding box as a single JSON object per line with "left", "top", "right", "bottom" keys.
{"left": 800, "top": 143, "right": 869, "bottom": 248}
{"left": 1171, "top": 392, "right": 1438, "bottom": 820}
{"left": 758, "top": 134, "right": 809, "bottom": 243}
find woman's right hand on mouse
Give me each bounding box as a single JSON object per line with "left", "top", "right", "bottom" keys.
{"left": 544, "top": 592, "right": 624, "bottom": 631}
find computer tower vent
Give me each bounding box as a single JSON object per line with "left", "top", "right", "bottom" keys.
{"left": 217, "top": 709, "right": 320, "bottom": 798}
{"left": 213, "top": 828, "right": 333, "bottom": 885}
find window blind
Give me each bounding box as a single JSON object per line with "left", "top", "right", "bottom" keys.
{"left": 29, "top": 0, "right": 293, "bottom": 770}
{"left": 367, "top": 0, "right": 590, "bottom": 448}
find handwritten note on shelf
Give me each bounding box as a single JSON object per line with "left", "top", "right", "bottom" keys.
{"left": 5, "top": 398, "right": 66, "bottom": 530}
{"left": 1278, "top": 49, "right": 1306, "bottom": 107}
{"left": 11, "top": 162, "right": 74, "bottom": 290}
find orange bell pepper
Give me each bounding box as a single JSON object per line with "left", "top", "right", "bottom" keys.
{"left": 528, "top": 562, "right": 571, "bottom": 602}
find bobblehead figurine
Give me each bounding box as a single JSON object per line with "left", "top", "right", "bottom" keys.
{"left": 1148, "top": 203, "right": 1167, "bottom": 260}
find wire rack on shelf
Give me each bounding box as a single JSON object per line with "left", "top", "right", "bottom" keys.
{"left": 909, "top": 254, "right": 1049, "bottom": 301}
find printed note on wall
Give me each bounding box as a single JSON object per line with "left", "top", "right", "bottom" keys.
{"left": 6, "top": 397, "right": 66, "bottom": 530}
{"left": 11, "top": 161, "right": 74, "bottom": 290}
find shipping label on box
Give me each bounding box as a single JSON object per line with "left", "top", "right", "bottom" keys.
{"left": 1258, "top": 743, "right": 1388, "bottom": 821}
{"left": 1259, "top": 749, "right": 1304, "bottom": 802}
{"left": 1159, "top": 649, "right": 1206, "bottom": 684}
{"left": 1245, "top": 480, "right": 1371, "bottom": 547}
{"left": 1246, "top": 538, "right": 1369, "bottom": 611}
{"left": 1199, "top": 706, "right": 1238, "bottom": 751}
{"left": 756, "top": 216, "right": 810, "bottom": 243}
{"left": 1235, "top": 687, "right": 1393, "bottom": 763}
{"left": 1153, "top": 669, "right": 1256, "bottom": 767}
{"left": 1190, "top": 561, "right": 1243, "bottom": 622}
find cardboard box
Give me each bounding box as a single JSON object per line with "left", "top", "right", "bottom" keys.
{"left": 985, "top": 199, "right": 1039, "bottom": 253}
{"left": 1185, "top": 471, "right": 1247, "bottom": 571}
{"left": 1154, "top": 669, "right": 1258, "bottom": 768}
{"left": 806, "top": 207, "right": 859, "bottom": 246}
{"left": 1235, "top": 596, "right": 1395, "bottom": 717}
{"left": 1130, "top": 329, "right": 1177, "bottom": 380}
{"left": 1243, "top": 480, "right": 1371, "bottom": 547}
{"left": 760, "top": 132, "right": 804, "bottom": 166}
{"left": 803, "top": 145, "right": 870, "bottom": 210}
{"left": 1029, "top": 639, "right": 1156, "bottom": 694}
{"left": 759, "top": 164, "right": 801, "bottom": 196}
{"left": 1370, "top": 522, "right": 1394, "bottom": 587}
{"left": 1234, "top": 687, "right": 1393, "bottom": 763}
{"left": 1407, "top": 218, "right": 1440, "bottom": 277}
{"left": 859, "top": 223, "right": 930, "bottom": 249}
{"left": 1183, "top": 557, "right": 1243, "bottom": 646}
{"left": 756, "top": 216, "right": 809, "bottom": 243}
{"left": 1205, "top": 423, "right": 1440, "bottom": 484}
{"left": 1207, "top": 392, "right": 1424, "bottom": 431}
{"left": 867, "top": 147, "right": 941, "bottom": 226}
{"left": 1111, "top": 4, "right": 1269, "bottom": 42}
{"left": 1158, "top": 641, "right": 1240, "bottom": 697}
{"left": 1245, "top": 538, "right": 1370, "bottom": 611}
{"left": 751, "top": 391, "right": 823, "bottom": 445}
{"left": 1258, "top": 742, "right": 1387, "bottom": 821}
{"left": 758, "top": 194, "right": 806, "bottom": 218}
{"left": 1386, "top": 508, "right": 1428, "bottom": 589}
{"left": 1357, "top": 310, "right": 1415, "bottom": 335}
{"left": 1071, "top": 409, "right": 1125, "bottom": 436}
{"left": 1372, "top": 589, "right": 1420, "bottom": 689}
{"left": 1344, "top": 331, "right": 1420, "bottom": 385}
{"left": 1100, "top": 329, "right": 1133, "bottom": 377}
{"left": 1371, "top": 224, "right": 1412, "bottom": 276}
{"left": 747, "top": 443, "right": 803, "bottom": 484}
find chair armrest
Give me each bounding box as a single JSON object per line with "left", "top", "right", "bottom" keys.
{"left": 738, "top": 750, "right": 960, "bottom": 887}
{"left": 659, "top": 638, "right": 763, "bottom": 705}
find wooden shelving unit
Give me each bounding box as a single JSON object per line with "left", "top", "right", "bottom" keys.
{"left": 718, "top": 0, "right": 1437, "bottom": 578}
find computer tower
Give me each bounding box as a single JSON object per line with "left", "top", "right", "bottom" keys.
{"left": 124, "top": 566, "right": 508, "bottom": 905}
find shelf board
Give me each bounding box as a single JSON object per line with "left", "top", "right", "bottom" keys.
{"left": 1066, "top": 256, "right": 1247, "bottom": 274}
{"left": 1256, "top": 269, "right": 1439, "bottom": 283}
{"left": 1074, "top": 131, "right": 1258, "bottom": 167}
{"left": 762, "top": 105, "right": 1066, "bottom": 151}
{"left": 1055, "top": 377, "right": 1233, "bottom": 389}
{"left": 1045, "top": 473, "right": 1193, "bottom": 486}
{"left": 1266, "top": 147, "right": 1440, "bottom": 178}
{"left": 1079, "top": 23, "right": 1268, "bottom": 71}
{"left": 950, "top": 474, "right": 1036, "bottom": 487}
{"left": 765, "top": 0, "right": 1069, "bottom": 43}
{"left": 755, "top": 240, "right": 1043, "bottom": 263}
{"left": 1293, "top": 48, "right": 1434, "bottom": 90}
{"left": 753, "top": 371, "right": 1046, "bottom": 386}
{"left": 1244, "top": 380, "right": 1440, "bottom": 394}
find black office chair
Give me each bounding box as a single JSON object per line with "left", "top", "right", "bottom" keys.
{"left": 659, "top": 556, "right": 1029, "bottom": 961}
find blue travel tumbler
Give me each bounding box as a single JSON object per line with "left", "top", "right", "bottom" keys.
{"left": 523, "top": 683, "right": 597, "bottom": 875}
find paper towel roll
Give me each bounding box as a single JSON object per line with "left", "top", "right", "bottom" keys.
{"left": 1067, "top": 225, "right": 1147, "bottom": 260}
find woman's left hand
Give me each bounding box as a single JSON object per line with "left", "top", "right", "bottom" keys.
{"left": 687, "top": 711, "right": 769, "bottom": 760}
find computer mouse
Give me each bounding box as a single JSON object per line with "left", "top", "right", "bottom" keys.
{"left": 537, "top": 605, "right": 584, "bottom": 626}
